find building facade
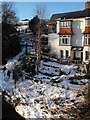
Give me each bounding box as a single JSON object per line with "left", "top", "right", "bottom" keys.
{"left": 49, "top": 1, "right": 90, "bottom": 62}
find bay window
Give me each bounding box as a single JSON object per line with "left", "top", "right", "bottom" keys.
{"left": 59, "top": 35, "right": 71, "bottom": 45}
{"left": 60, "top": 21, "right": 71, "bottom": 28}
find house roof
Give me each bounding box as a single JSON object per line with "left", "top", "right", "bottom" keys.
{"left": 83, "top": 27, "right": 90, "bottom": 34}
{"left": 50, "top": 8, "right": 90, "bottom": 23}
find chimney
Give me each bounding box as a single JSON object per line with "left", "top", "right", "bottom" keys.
{"left": 85, "top": 0, "right": 90, "bottom": 9}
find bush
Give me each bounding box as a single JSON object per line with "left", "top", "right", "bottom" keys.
{"left": 2, "top": 23, "right": 21, "bottom": 64}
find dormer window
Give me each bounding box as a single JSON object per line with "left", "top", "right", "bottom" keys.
{"left": 60, "top": 21, "right": 71, "bottom": 28}
{"left": 59, "top": 35, "right": 71, "bottom": 45}
{"left": 85, "top": 19, "right": 90, "bottom": 27}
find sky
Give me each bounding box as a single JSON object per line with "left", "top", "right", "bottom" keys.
{"left": 15, "top": 2, "right": 85, "bottom": 20}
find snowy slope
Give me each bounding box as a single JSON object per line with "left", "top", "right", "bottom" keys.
{"left": 0, "top": 50, "right": 89, "bottom": 119}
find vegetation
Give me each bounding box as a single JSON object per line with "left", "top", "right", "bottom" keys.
{"left": 1, "top": 2, "right": 21, "bottom": 64}
{"left": 29, "top": 15, "right": 40, "bottom": 35}
{"left": 29, "top": 15, "right": 48, "bottom": 35}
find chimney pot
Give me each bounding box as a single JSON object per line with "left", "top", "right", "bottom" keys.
{"left": 85, "top": 0, "right": 90, "bottom": 9}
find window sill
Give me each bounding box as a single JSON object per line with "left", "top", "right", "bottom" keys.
{"left": 59, "top": 44, "right": 72, "bottom": 46}
{"left": 84, "top": 44, "right": 90, "bottom": 46}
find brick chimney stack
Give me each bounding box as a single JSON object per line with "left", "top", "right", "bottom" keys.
{"left": 85, "top": 0, "right": 90, "bottom": 9}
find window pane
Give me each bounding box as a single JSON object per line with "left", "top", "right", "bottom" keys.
{"left": 88, "top": 38, "right": 90, "bottom": 44}
{"left": 62, "top": 38, "right": 64, "bottom": 43}
{"left": 66, "top": 50, "right": 69, "bottom": 58}
{"left": 88, "top": 20, "right": 90, "bottom": 26}
{"left": 65, "top": 38, "right": 67, "bottom": 44}
{"left": 84, "top": 38, "right": 87, "bottom": 45}
{"left": 60, "top": 50, "right": 63, "bottom": 58}
{"left": 59, "top": 38, "right": 61, "bottom": 45}
{"left": 85, "top": 20, "right": 87, "bottom": 26}
{"left": 61, "top": 22, "right": 63, "bottom": 27}
{"left": 66, "top": 22, "right": 68, "bottom": 27}
{"left": 86, "top": 19, "right": 90, "bottom": 26}
{"left": 85, "top": 35, "right": 87, "bottom": 37}
{"left": 63, "top": 35, "right": 66, "bottom": 37}
{"left": 68, "top": 21, "right": 71, "bottom": 26}
{"left": 85, "top": 51, "right": 89, "bottom": 59}
{"left": 64, "top": 22, "right": 66, "bottom": 27}
{"left": 63, "top": 22, "right": 65, "bottom": 27}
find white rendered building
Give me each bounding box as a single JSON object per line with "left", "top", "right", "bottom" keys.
{"left": 49, "top": 1, "right": 90, "bottom": 62}
{"left": 16, "top": 19, "right": 30, "bottom": 33}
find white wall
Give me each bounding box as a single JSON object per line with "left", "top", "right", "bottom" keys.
{"left": 83, "top": 46, "right": 90, "bottom": 61}
{"left": 48, "top": 33, "right": 60, "bottom": 57}
{"left": 48, "top": 33, "right": 71, "bottom": 58}
{"left": 56, "top": 21, "right": 60, "bottom": 33}
{"left": 72, "top": 18, "right": 85, "bottom": 47}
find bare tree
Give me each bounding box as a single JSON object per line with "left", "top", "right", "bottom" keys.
{"left": 33, "top": 5, "right": 47, "bottom": 74}
{"left": 0, "top": 3, "right": 2, "bottom": 23}
{"left": 34, "top": 5, "right": 47, "bottom": 19}
{"left": 1, "top": 2, "right": 18, "bottom": 24}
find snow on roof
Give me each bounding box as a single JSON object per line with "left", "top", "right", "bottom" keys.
{"left": 18, "top": 20, "right": 29, "bottom": 25}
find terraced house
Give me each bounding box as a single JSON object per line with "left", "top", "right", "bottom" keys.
{"left": 49, "top": 1, "right": 90, "bottom": 62}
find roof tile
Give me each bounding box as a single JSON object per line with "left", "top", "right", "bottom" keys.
{"left": 59, "top": 28, "right": 74, "bottom": 35}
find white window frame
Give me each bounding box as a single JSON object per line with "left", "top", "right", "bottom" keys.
{"left": 59, "top": 35, "right": 71, "bottom": 45}
{"left": 66, "top": 50, "right": 69, "bottom": 58}
{"left": 60, "top": 21, "right": 71, "bottom": 28}
{"left": 61, "top": 22, "right": 63, "bottom": 27}
{"left": 84, "top": 34, "right": 90, "bottom": 45}
{"left": 85, "top": 19, "right": 90, "bottom": 27}
{"left": 85, "top": 51, "right": 89, "bottom": 60}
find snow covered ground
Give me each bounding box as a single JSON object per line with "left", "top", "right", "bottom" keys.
{"left": 0, "top": 51, "right": 89, "bottom": 119}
